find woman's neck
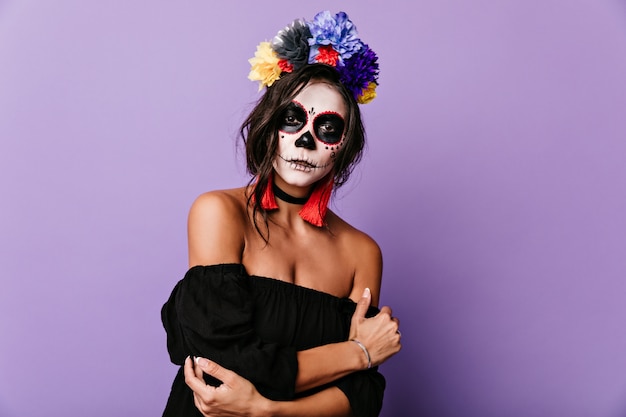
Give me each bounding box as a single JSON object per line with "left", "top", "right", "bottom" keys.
{"left": 272, "top": 182, "right": 310, "bottom": 205}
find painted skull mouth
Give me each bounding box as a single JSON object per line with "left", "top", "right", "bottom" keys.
{"left": 279, "top": 155, "right": 330, "bottom": 170}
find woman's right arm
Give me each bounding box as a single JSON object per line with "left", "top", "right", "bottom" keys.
{"left": 187, "top": 191, "right": 246, "bottom": 266}
{"left": 186, "top": 356, "right": 353, "bottom": 417}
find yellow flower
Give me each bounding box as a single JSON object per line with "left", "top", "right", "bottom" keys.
{"left": 248, "top": 42, "right": 282, "bottom": 90}
{"left": 357, "top": 82, "right": 377, "bottom": 104}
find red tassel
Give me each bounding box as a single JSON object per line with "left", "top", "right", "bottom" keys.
{"left": 299, "top": 177, "right": 333, "bottom": 227}
{"left": 256, "top": 173, "right": 333, "bottom": 227}
{"left": 259, "top": 174, "right": 279, "bottom": 210}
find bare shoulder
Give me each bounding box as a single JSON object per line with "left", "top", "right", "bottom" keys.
{"left": 189, "top": 187, "right": 247, "bottom": 225}
{"left": 327, "top": 211, "right": 384, "bottom": 304}
{"left": 328, "top": 211, "right": 381, "bottom": 256}
{"left": 187, "top": 187, "right": 248, "bottom": 267}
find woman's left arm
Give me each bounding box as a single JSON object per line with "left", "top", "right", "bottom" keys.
{"left": 292, "top": 232, "right": 400, "bottom": 393}
{"left": 347, "top": 232, "right": 384, "bottom": 307}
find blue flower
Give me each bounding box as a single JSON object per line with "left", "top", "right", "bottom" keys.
{"left": 307, "top": 11, "right": 363, "bottom": 64}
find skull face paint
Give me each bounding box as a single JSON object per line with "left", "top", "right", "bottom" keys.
{"left": 278, "top": 102, "right": 345, "bottom": 146}
{"left": 273, "top": 82, "right": 347, "bottom": 189}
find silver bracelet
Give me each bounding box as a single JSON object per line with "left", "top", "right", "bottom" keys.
{"left": 350, "top": 339, "right": 372, "bottom": 369}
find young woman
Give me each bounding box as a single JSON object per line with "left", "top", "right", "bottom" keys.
{"left": 161, "top": 11, "right": 401, "bottom": 417}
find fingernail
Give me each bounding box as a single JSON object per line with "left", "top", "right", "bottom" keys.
{"left": 363, "top": 288, "right": 370, "bottom": 297}
{"left": 195, "top": 357, "right": 209, "bottom": 368}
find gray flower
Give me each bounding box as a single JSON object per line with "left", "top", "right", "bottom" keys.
{"left": 271, "top": 19, "right": 312, "bottom": 70}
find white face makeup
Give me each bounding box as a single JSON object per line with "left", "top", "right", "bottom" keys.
{"left": 273, "top": 82, "right": 347, "bottom": 188}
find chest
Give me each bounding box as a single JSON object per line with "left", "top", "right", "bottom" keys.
{"left": 242, "top": 222, "right": 354, "bottom": 298}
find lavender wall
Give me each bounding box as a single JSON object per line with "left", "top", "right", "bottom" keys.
{"left": 2, "top": 1, "right": 626, "bottom": 416}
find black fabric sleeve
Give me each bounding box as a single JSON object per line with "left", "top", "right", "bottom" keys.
{"left": 330, "top": 303, "right": 387, "bottom": 417}
{"left": 161, "top": 264, "right": 298, "bottom": 400}
{"left": 335, "top": 368, "right": 386, "bottom": 417}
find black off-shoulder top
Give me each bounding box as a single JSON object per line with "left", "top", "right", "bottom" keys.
{"left": 161, "top": 263, "right": 385, "bottom": 417}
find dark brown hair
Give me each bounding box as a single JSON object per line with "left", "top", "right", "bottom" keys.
{"left": 240, "top": 64, "right": 366, "bottom": 238}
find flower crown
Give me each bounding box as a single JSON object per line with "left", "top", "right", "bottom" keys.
{"left": 248, "top": 11, "right": 379, "bottom": 104}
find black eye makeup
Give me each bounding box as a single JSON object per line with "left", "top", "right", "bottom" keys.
{"left": 278, "top": 102, "right": 307, "bottom": 133}
{"left": 279, "top": 101, "right": 346, "bottom": 145}
{"left": 313, "top": 112, "right": 345, "bottom": 145}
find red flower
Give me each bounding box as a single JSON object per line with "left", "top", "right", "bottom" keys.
{"left": 315, "top": 45, "right": 339, "bottom": 66}
{"left": 278, "top": 59, "right": 294, "bottom": 73}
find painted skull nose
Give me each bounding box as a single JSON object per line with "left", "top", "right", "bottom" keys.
{"left": 295, "top": 131, "right": 316, "bottom": 150}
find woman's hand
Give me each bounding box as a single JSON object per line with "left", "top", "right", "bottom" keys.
{"left": 184, "top": 356, "right": 271, "bottom": 417}
{"left": 349, "top": 288, "right": 402, "bottom": 368}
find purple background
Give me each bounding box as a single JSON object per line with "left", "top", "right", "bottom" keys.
{"left": 2, "top": 1, "right": 626, "bottom": 416}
